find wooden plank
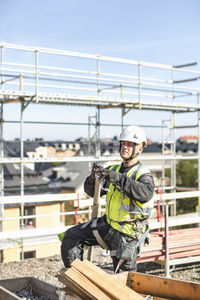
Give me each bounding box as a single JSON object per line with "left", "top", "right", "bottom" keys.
{"left": 138, "top": 248, "right": 200, "bottom": 263}
{"left": 112, "top": 272, "right": 129, "bottom": 286}
{"left": 58, "top": 269, "right": 89, "bottom": 300}
{"left": 58, "top": 267, "right": 112, "bottom": 300}
{"left": 0, "top": 286, "right": 21, "bottom": 300}
{"left": 149, "top": 227, "right": 200, "bottom": 237}
{"left": 138, "top": 251, "right": 200, "bottom": 263}
{"left": 169, "top": 249, "right": 200, "bottom": 259}
{"left": 169, "top": 255, "right": 200, "bottom": 265}
{"left": 129, "top": 272, "right": 200, "bottom": 300}
{"left": 169, "top": 241, "right": 200, "bottom": 249}
{"left": 169, "top": 244, "right": 200, "bottom": 254}
{"left": 139, "top": 227, "right": 200, "bottom": 259}
{"left": 112, "top": 273, "right": 169, "bottom": 300}
{"left": 140, "top": 243, "right": 163, "bottom": 252}
{"left": 140, "top": 241, "right": 200, "bottom": 255}
{"left": 72, "top": 259, "right": 145, "bottom": 300}
{"left": 137, "top": 255, "right": 164, "bottom": 263}
{"left": 168, "top": 236, "right": 200, "bottom": 243}
{"left": 138, "top": 250, "right": 164, "bottom": 258}
{"left": 87, "top": 178, "right": 101, "bottom": 261}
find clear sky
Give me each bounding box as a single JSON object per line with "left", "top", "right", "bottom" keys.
{"left": 1, "top": 0, "right": 200, "bottom": 142}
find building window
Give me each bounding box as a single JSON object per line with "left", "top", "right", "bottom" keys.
{"left": 24, "top": 206, "right": 35, "bottom": 228}
{"left": 0, "top": 250, "right": 3, "bottom": 263}
{"left": 20, "top": 250, "right": 36, "bottom": 260}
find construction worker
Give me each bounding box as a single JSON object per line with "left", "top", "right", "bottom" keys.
{"left": 61, "top": 125, "right": 155, "bottom": 273}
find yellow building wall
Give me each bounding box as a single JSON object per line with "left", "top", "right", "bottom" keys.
{"left": 3, "top": 247, "right": 19, "bottom": 263}
{"left": 2, "top": 203, "right": 62, "bottom": 263}
{"left": 36, "top": 203, "right": 61, "bottom": 228}
{"left": 3, "top": 241, "right": 60, "bottom": 263}
{"left": 36, "top": 241, "right": 60, "bottom": 258}
{"left": 3, "top": 207, "right": 20, "bottom": 231}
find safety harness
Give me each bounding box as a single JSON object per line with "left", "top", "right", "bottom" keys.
{"left": 90, "top": 217, "right": 150, "bottom": 273}
{"left": 89, "top": 162, "right": 152, "bottom": 273}
{"left": 90, "top": 217, "right": 149, "bottom": 251}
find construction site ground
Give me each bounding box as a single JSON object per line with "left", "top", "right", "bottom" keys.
{"left": 0, "top": 247, "right": 199, "bottom": 288}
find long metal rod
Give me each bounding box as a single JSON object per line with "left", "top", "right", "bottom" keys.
{"left": 1, "top": 190, "right": 199, "bottom": 206}
{"left": 20, "top": 102, "right": 25, "bottom": 260}
{"left": 0, "top": 103, "right": 3, "bottom": 231}
{"left": 161, "top": 119, "right": 166, "bottom": 216}
{"left": 3, "top": 61, "right": 176, "bottom": 83}
{"left": 0, "top": 90, "right": 198, "bottom": 113}
{"left": 96, "top": 58, "right": 101, "bottom": 158}
{"left": 0, "top": 196, "right": 199, "bottom": 248}
{"left": 3, "top": 68, "right": 199, "bottom": 95}
{"left": 35, "top": 50, "right": 39, "bottom": 102}
{"left": 2, "top": 62, "right": 200, "bottom": 93}
{"left": 4, "top": 80, "right": 187, "bottom": 99}
{"left": 1, "top": 42, "right": 200, "bottom": 75}
{"left": 171, "top": 69, "right": 176, "bottom": 216}
{"left": 0, "top": 154, "right": 199, "bottom": 165}
{"left": 198, "top": 94, "right": 200, "bottom": 217}
{"left": 0, "top": 46, "right": 4, "bottom": 89}
{"left": 87, "top": 178, "right": 101, "bottom": 261}
{"left": 3, "top": 120, "right": 166, "bottom": 128}
{"left": 164, "top": 204, "right": 170, "bottom": 278}
{"left": 138, "top": 63, "right": 141, "bottom": 109}
{"left": 0, "top": 104, "right": 4, "bottom": 197}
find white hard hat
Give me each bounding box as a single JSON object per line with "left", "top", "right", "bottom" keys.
{"left": 119, "top": 126, "right": 147, "bottom": 147}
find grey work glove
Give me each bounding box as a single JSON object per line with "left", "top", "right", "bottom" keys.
{"left": 97, "top": 168, "right": 122, "bottom": 185}
{"left": 89, "top": 163, "right": 103, "bottom": 181}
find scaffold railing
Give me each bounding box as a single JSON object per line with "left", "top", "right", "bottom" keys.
{"left": 0, "top": 190, "right": 200, "bottom": 246}
{"left": 0, "top": 42, "right": 200, "bottom": 262}
{"left": 1, "top": 42, "right": 200, "bottom": 112}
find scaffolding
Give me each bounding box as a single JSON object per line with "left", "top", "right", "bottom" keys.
{"left": 0, "top": 42, "right": 200, "bottom": 266}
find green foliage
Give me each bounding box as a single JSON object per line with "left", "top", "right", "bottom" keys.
{"left": 176, "top": 159, "right": 198, "bottom": 188}
{"left": 176, "top": 197, "right": 197, "bottom": 214}
{"left": 166, "top": 160, "right": 198, "bottom": 214}
{"left": 52, "top": 161, "right": 63, "bottom": 166}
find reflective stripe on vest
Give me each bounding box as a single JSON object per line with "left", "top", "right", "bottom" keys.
{"left": 106, "top": 164, "right": 154, "bottom": 237}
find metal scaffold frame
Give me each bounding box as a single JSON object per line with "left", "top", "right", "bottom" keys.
{"left": 0, "top": 42, "right": 200, "bottom": 269}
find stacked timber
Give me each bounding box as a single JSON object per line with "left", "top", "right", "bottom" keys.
{"left": 58, "top": 259, "right": 144, "bottom": 299}
{"left": 137, "top": 227, "right": 200, "bottom": 263}
{"left": 58, "top": 258, "right": 200, "bottom": 299}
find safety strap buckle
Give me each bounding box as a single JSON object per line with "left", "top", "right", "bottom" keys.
{"left": 91, "top": 219, "right": 109, "bottom": 250}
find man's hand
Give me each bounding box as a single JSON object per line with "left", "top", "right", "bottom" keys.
{"left": 90, "top": 163, "right": 103, "bottom": 181}
{"left": 97, "top": 168, "right": 122, "bottom": 184}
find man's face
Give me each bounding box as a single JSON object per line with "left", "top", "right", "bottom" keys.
{"left": 120, "top": 141, "right": 143, "bottom": 160}
{"left": 120, "top": 141, "right": 135, "bottom": 160}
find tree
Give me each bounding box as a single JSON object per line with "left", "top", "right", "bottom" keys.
{"left": 176, "top": 160, "right": 198, "bottom": 188}
{"left": 166, "top": 160, "right": 198, "bottom": 214}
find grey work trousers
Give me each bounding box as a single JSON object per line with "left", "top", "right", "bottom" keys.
{"left": 61, "top": 215, "right": 138, "bottom": 273}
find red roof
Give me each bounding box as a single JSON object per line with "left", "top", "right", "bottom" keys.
{"left": 179, "top": 136, "right": 198, "bottom": 140}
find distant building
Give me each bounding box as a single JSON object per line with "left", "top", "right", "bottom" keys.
{"left": 26, "top": 145, "right": 77, "bottom": 160}
{"left": 0, "top": 161, "right": 91, "bottom": 263}
{"left": 1, "top": 199, "right": 64, "bottom": 263}
{"left": 176, "top": 136, "right": 198, "bottom": 153}
{"left": 3, "top": 163, "right": 49, "bottom": 196}
{"left": 178, "top": 136, "right": 198, "bottom": 144}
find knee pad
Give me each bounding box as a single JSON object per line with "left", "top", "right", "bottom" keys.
{"left": 120, "top": 259, "right": 137, "bottom": 272}
{"left": 61, "top": 238, "right": 84, "bottom": 268}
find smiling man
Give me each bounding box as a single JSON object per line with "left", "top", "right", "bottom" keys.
{"left": 61, "top": 125, "right": 155, "bottom": 273}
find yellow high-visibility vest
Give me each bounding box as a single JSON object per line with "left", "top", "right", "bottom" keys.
{"left": 106, "top": 164, "right": 154, "bottom": 237}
